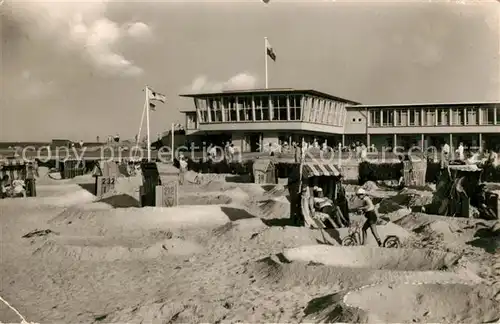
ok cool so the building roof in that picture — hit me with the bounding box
[346,101,500,109]
[179,88,360,105]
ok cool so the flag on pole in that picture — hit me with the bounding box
[266,38,276,61]
[146,86,166,103]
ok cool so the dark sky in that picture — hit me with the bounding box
[1,1,498,141]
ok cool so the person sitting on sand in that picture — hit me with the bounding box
[10,179,26,198]
[356,188,382,246]
[313,187,343,228]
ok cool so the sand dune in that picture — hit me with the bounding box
[1,172,498,324]
[344,283,499,323]
[33,237,203,261]
[49,205,242,231]
[283,245,460,271]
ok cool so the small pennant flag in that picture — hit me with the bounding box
[266,38,276,61]
[147,86,166,103]
[149,102,156,111]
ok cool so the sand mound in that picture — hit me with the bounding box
[344,283,500,323]
[212,217,268,238]
[302,292,370,323]
[414,220,463,241]
[33,237,202,261]
[258,197,290,219]
[180,193,232,206]
[248,251,478,294]
[377,190,433,214]
[223,187,250,203]
[179,188,251,205]
[283,245,460,271]
[237,184,266,198]
[2,189,96,208]
[394,213,483,238]
[384,208,412,222]
[49,205,246,231]
[263,184,287,198]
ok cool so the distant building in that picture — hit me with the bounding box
[346,102,500,151]
[180,88,500,152]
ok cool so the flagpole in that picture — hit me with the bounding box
[145,85,151,162]
[264,37,269,89]
[135,100,147,158]
[171,122,175,163]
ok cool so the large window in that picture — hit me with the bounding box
[310,98,318,122]
[425,108,435,126]
[466,107,479,125]
[271,95,287,121]
[237,97,252,122]
[437,108,449,125]
[395,109,407,126]
[315,99,322,123]
[254,96,269,121]
[221,97,233,122]
[289,95,302,121]
[326,102,333,124]
[186,112,196,129]
[409,109,420,126]
[481,107,495,125]
[452,108,465,125]
[195,99,208,123]
[381,109,394,126]
[208,98,222,122]
[496,106,500,125]
[369,110,381,126]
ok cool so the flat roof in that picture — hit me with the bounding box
[179,88,360,105]
[346,101,500,109]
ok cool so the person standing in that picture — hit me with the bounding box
[224,142,230,162]
[442,141,450,156]
[360,143,368,161]
[293,142,301,163]
[456,142,465,161]
[356,188,382,246]
[228,144,235,163]
[178,154,188,185]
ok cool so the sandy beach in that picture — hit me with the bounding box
[1,166,499,324]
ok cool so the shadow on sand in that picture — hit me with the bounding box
[98,194,141,208]
[224,175,252,183]
[77,183,96,195]
[466,226,500,254]
[220,206,256,221]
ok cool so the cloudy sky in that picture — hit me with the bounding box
[1,0,499,142]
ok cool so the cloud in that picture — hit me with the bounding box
[186,73,258,93]
[4,0,150,76]
[17,70,56,100]
[126,22,152,40]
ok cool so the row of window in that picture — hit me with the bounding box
[369,107,500,127]
[196,95,303,123]
[195,94,346,126]
[304,97,346,126]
